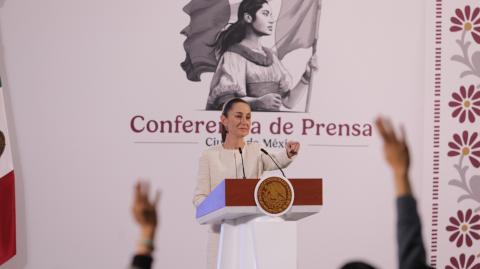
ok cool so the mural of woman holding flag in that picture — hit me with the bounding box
[181,0,322,112]
[206,0,318,111]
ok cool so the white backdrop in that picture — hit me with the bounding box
[0,0,426,268]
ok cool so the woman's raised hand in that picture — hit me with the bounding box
[132,180,161,254]
[375,117,410,176]
[286,141,300,158]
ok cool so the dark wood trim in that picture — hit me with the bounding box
[224,178,323,206]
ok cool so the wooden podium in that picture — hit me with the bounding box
[196,177,323,269]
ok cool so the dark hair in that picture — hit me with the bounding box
[220,98,250,143]
[213,0,268,56]
[340,262,377,269]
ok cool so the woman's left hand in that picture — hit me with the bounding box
[305,55,318,75]
[286,141,300,158]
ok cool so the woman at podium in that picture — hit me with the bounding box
[193,97,299,269]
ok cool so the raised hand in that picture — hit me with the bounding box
[375,117,411,196]
[132,181,160,254]
[286,141,300,158]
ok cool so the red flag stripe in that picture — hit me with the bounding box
[0,170,16,265]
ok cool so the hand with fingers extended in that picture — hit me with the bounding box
[132,181,160,255]
[375,116,433,269]
[375,117,410,175]
[375,116,411,196]
[286,141,300,158]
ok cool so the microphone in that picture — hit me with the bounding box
[238,147,246,179]
[260,148,286,178]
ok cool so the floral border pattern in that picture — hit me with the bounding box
[443,4,480,268]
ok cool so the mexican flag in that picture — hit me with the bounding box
[0,79,16,265]
[181,0,322,81]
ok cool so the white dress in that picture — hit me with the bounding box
[206,44,293,110]
[193,142,294,269]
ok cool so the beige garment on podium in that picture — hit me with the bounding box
[193,142,294,269]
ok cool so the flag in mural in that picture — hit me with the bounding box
[180,0,232,82]
[180,0,322,81]
[275,0,321,59]
[0,78,16,265]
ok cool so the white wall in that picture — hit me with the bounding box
[0,0,426,268]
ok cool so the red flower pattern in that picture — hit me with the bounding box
[446,254,480,269]
[447,209,480,247]
[449,85,480,123]
[450,6,480,44]
[448,131,480,168]
[447,7,480,267]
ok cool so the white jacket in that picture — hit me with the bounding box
[193,142,294,206]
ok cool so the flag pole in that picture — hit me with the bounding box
[305,0,322,113]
